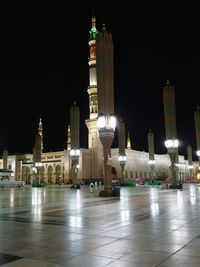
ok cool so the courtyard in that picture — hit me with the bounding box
[0,184,200,266]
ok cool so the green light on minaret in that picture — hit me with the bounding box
[39,117,43,129]
[89,15,98,40]
[90,28,98,40]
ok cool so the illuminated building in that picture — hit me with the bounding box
[0,14,196,185]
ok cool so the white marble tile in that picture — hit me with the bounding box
[0,185,200,266]
[1,258,63,266]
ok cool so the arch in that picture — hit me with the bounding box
[55,165,61,184]
[40,166,45,183]
[23,167,31,184]
[47,165,53,184]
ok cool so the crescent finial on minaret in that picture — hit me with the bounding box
[89,7,98,40]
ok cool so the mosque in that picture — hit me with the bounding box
[0,14,200,185]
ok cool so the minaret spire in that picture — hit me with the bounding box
[67,125,71,151]
[89,7,98,41]
[127,133,132,149]
[38,115,43,152]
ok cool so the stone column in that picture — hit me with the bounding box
[148,130,155,180]
[187,144,193,180]
[96,24,116,197]
[163,80,179,188]
[70,101,80,184]
[194,106,200,166]
[118,118,126,182]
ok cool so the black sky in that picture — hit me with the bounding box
[0,1,200,160]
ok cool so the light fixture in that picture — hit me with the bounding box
[35,162,42,167]
[165,139,179,148]
[148,160,155,165]
[97,113,106,129]
[97,113,116,131]
[118,155,127,162]
[70,149,80,157]
[109,114,116,131]
[32,167,37,172]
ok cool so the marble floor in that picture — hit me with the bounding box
[0,184,200,266]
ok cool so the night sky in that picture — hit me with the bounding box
[0,1,199,160]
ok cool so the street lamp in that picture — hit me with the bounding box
[148,129,155,181]
[97,113,116,196]
[118,118,126,182]
[187,144,193,180]
[194,106,200,169]
[148,160,155,180]
[163,80,179,188]
[70,101,80,185]
[96,24,115,196]
[197,151,200,170]
[118,155,126,180]
[70,149,80,184]
[165,138,179,187]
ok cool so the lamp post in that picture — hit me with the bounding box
[118,118,126,182]
[70,149,80,184]
[194,106,200,169]
[164,139,179,187]
[70,101,80,185]
[97,113,116,196]
[148,160,155,180]
[163,80,179,188]
[118,156,126,181]
[187,144,193,180]
[148,129,155,181]
[32,134,42,184]
[96,23,115,197]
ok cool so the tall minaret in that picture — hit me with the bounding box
[38,116,43,152]
[67,125,71,151]
[87,10,98,120]
[85,11,102,179]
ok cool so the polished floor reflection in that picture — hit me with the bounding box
[0,184,200,266]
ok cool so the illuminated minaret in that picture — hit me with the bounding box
[67,125,71,151]
[85,11,102,179]
[87,11,98,120]
[127,133,132,149]
[38,116,43,152]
